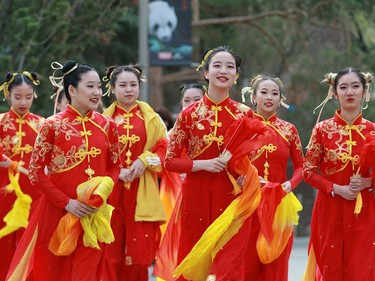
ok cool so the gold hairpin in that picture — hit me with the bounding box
[196,49,213,71]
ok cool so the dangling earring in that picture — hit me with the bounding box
[234,73,239,85]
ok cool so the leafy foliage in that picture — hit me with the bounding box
[0,0,134,115]
[191,0,375,147]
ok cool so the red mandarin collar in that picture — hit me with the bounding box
[334,109,362,126]
[66,104,94,119]
[9,107,29,119]
[203,93,230,107]
[253,112,277,123]
[115,101,139,114]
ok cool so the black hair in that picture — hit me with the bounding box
[200,46,241,82]
[5,72,38,93]
[62,60,97,103]
[105,64,143,87]
[250,75,285,98]
[333,67,366,90]
[179,83,205,97]
[57,89,66,103]
[156,107,175,131]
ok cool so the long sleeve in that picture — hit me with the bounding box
[289,125,304,190]
[29,121,70,209]
[165,112,193,173]
[303,125,333,194]
[106,120,121,183]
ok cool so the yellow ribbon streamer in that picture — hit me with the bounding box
[173,160,261,281]
[0,162,32,238]
[256,190,302,264]
[49,176,114,256]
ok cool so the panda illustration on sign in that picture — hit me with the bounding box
[149,0,178,43]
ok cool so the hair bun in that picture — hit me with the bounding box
[363,72,373,84]
[62,60,78,74]
[179,84,187,91]
[324,72,337,86]
[5,72,14,81]
[30,72,39,81]
[250,75,262,87]
[133,65,143,76]
[105,65,117,79]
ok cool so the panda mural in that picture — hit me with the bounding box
[148,0,192,66]
[149,1,178,43]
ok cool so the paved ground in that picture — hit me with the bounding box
[149,235,309,281]
[288,236,309,281]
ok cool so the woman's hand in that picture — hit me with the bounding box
[349,176,372,192]
[282,181,292,193]
[237,175,245,187]
[192,158,226,173]
[258,176,267,184]
[333,184,358,201]
[0,155,11,168]
[65,199,98,218]
[128,159,146,181]
[180,173,187,181]
[119,168,132,182]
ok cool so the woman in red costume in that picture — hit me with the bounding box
[179,83,205,110]
[155,46,260,281]
[0,71,44,280]
[242,75,304,280]
[7,61,121,281]
[303,68,375,280]
[100,65,166,281]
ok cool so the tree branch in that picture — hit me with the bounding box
[248,21,288,71]
[192,9,307,27]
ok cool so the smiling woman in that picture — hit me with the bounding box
[59,61,103,116]
[241,75,304,281]
[6,61,121,281]
[154,46,262,281]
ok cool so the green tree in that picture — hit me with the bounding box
[0,0,135,115]
[186,0,375,146]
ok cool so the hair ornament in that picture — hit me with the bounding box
[132,67,141,75]
[361,72,373,110]
[23,71,40,86]
[131,66,147,82]
[102,68,115,97]
[0,71,40,100]
[49,61,78,114]
[272,77,289,108]
[140,75,147,83]
[131,67,147,82]
[0,73,17,100]
[196,49,214,71]
[24,71,40,98]
[313,72,337,124]
[280,94,290,109]
[240,75,260,104]
[241,86,252,103]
